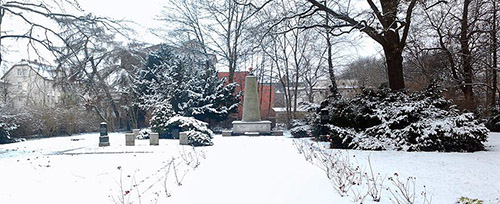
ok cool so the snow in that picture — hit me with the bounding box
[167,136,337,204]
[0,132,499,203]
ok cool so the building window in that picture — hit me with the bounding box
[17,68,26,76]
[17,82,22,90]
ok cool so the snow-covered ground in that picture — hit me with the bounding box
[0,132,499,204]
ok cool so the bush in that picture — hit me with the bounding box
[185,130,213,146]
[457,197,483,204]
[319,87,489,152]
[165,116,213,146]
[0,121,17,144]
[290,125,312,138]
[136,129,150,140]
[289,103,320,138]
[150,101,175,136]
[10,105,100,138]
[485,107,500,132]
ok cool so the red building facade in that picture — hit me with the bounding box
[218,71,275,121]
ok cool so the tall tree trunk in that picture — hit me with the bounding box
[268,61,273,119]
[383,47,405,90]
[228,60,236,83]
[0,8,4,67]
[460,0,475,111]
[90,56,121,128]
[491,0,498,107]
[325,2,339,99]
[293,31,300,114]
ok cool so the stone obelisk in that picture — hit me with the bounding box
[232,68,271,135]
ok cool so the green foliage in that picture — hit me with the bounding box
[134,44,240,124]
[163,116,214,146]
[317,87,489,152]
[485,107,500,132]
[457,197,483,204]
[150,101,175,135]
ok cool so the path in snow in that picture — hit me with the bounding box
[1,133,499,203]
[167,136,337,204]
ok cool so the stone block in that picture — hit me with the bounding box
[150,133,159,146]
[222,131,232,137]
[179,132,191,145]
[132,129,140,136]
[125,133,135,146]
[272,130,284,136]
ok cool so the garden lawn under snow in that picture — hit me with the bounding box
[0,132,499,204]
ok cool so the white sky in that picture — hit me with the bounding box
[77,0,164,44]
[1,0,166,74]
[0,0,381,75]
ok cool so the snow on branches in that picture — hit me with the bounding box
[134,44,239,124]
[318,87,488,152]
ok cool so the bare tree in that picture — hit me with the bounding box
[420,0,491,111]
[0,1,110,66]
[342,57,387,89]
[156,0,209,56]
[56,16,131,129]
[201,0,270,83]
[489,0,498,107]
[275,0,422,91]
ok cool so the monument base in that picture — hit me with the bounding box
[99,136,110,147]
[232,121,272,135]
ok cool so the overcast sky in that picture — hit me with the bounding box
[78,0,164,44]
[0,0,166,74]
[1,0,381,75]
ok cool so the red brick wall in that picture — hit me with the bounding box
[218,72,275,120]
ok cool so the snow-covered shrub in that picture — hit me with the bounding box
[165,116,213,135]
[150,101,175,136]
[298,101,320,112]
[185,130,213,146]
[0,120,17,144]
[134,44,240,125]
[136,129,150,140]
[290,125,312,138]
[320,87,489,152]
[485,107,500,132]
[166,116,213,146]
[457,197,483,204]
[289,103,320,138]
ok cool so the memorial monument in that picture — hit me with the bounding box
[232,68,272,135]
[99,122,110,147]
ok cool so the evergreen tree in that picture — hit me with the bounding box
[134,45,177,110]
[134,44,240,124]
[150,100,175,135]
[187,62,240,122]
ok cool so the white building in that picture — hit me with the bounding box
[0,60,61,109]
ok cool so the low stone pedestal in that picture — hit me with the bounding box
[232,121,272,135]
[222,131,232,137]
[172,128,180,139]
[125,133,135,146]
[132,129,140,136]
[179,132,191,145]
[272,130,284,136]
[150,133,159,145]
